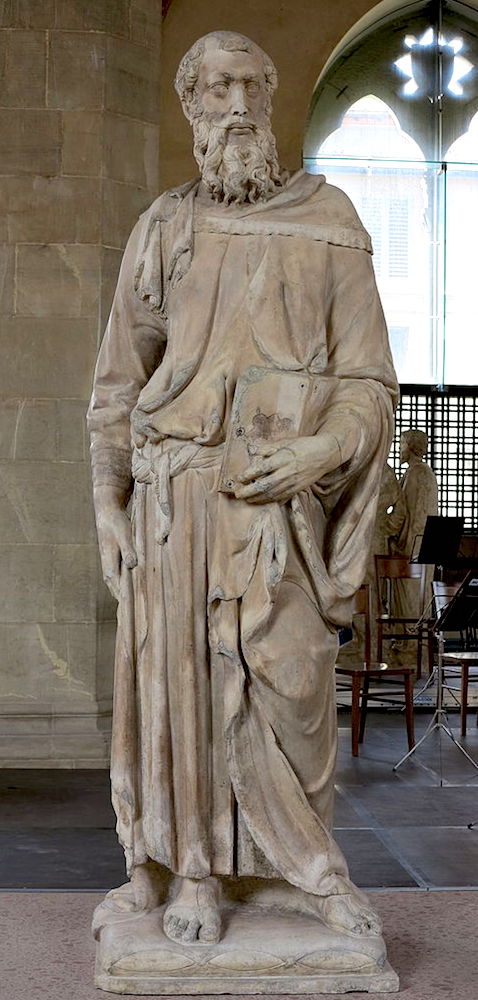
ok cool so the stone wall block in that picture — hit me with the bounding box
[130,0,162,49]
[105,36,161,123]
[57,399,88,462]
[0,317,97,397]
[0,623,69,700]
[58,625,116,709]
[0,478,29,542]
[102,178,152,249]
[0,543,54,622]
[53,543,104,622]
[104,113,159,189]
[16,244,101,318]
[0,620,98,706]
[1,460,96,544]
[65,622,99,695]
[11,399,57,461]
[62,110,103,177]
[55,0,129,35]
[0,243,15,313]
[0,712,52,736]
[0,399,19,460]
[0,109,61,175]
[48,31,105,110]
[1,176,101,243]
[48,732,110,762]
[0,0,55,29]
[0,29,46,107]
[94,619,116,702]
[100,247,122,332]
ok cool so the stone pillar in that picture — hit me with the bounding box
[0,0,161,766]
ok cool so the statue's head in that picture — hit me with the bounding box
[175,31,282,204]
[400,428,428,464]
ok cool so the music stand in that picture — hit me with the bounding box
[407,516,465,699]
[393,571,478,773]
[412,515,464,569]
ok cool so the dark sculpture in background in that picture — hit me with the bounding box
[88,29,400,994]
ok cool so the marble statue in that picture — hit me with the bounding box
[88,31,399,994]
[373,464,407,565]
[393,429,439,620]
[364,464,406,662]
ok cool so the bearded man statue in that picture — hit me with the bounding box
[89,30,400,994]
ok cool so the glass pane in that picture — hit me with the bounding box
[304,153,445,384]
[444,131,478,384]
[441,0,478,154]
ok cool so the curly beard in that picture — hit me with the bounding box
[192,116,283,205]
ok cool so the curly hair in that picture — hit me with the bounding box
[174,31,278,121]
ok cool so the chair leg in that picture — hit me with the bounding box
[351,674,362,757]
[461,664,469,738]
[377,623,383,663]
[404,674,415,750]
[359,676,370,744]
[416,632,422,681]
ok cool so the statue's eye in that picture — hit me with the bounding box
[210,82,228,97]
[246,82,260,96]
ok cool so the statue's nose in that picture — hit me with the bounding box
[229,84,248,116]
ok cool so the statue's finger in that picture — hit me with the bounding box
[238,459,270,483]
[235,470,281,499]
[118,527,137,569]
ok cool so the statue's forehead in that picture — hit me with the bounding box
[197,46,265,83]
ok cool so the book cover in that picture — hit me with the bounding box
[219,366,337,494]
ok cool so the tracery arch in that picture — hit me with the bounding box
[304,0,478,385]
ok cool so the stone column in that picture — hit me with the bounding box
[0,0,161,766]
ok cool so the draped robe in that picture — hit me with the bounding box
[88,170,398,894]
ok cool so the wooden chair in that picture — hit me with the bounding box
[335,584,415,756]
[433,581,478,737]
[375,555,435,680]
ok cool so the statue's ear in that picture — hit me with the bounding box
[180,89,196,124]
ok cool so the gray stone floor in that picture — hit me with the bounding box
[1,708,478,891]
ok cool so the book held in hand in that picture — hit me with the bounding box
[219,366,337,494]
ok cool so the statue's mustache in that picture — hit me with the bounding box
[201,115,257,132]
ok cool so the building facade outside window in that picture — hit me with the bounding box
[304,0,478,388]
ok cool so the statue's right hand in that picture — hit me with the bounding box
[94,486,137,601]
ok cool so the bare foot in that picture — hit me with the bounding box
[104,862,161,913]
[163,876,221,944]
[303,874,382,937]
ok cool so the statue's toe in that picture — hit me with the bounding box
[105,882,140,912]
[198,907,221,942]
[321,894,382,937]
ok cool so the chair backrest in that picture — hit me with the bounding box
[374,554,428,616]
[352,583,372,665]
[432,580,460,615]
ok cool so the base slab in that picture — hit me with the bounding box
[94,902,399,995]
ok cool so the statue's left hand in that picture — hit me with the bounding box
[234,434,345,504]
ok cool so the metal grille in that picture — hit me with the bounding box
[391,385,478,533]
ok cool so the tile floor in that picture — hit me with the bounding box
[1,708,477,892]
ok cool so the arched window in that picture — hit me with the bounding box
[304,0,478,387]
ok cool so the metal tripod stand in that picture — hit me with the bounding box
[393,631,478,773]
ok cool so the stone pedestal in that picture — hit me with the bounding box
[94,903,399,995]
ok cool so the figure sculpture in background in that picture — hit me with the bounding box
[88,30,399,991]
[393,429,438,621]
[367,463,406,660]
